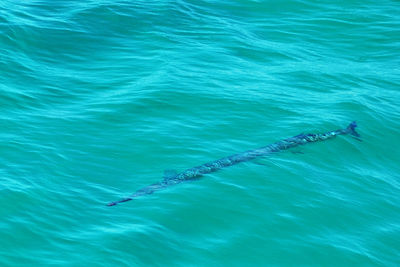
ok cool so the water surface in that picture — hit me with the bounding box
[1,0,399,266]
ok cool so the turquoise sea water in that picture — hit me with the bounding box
[1,0,399,266]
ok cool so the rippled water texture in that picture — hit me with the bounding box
[1,0,399,266]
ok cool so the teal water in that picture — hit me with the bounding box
[1,0,399,266]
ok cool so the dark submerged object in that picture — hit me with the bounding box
[108,122,359,206]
